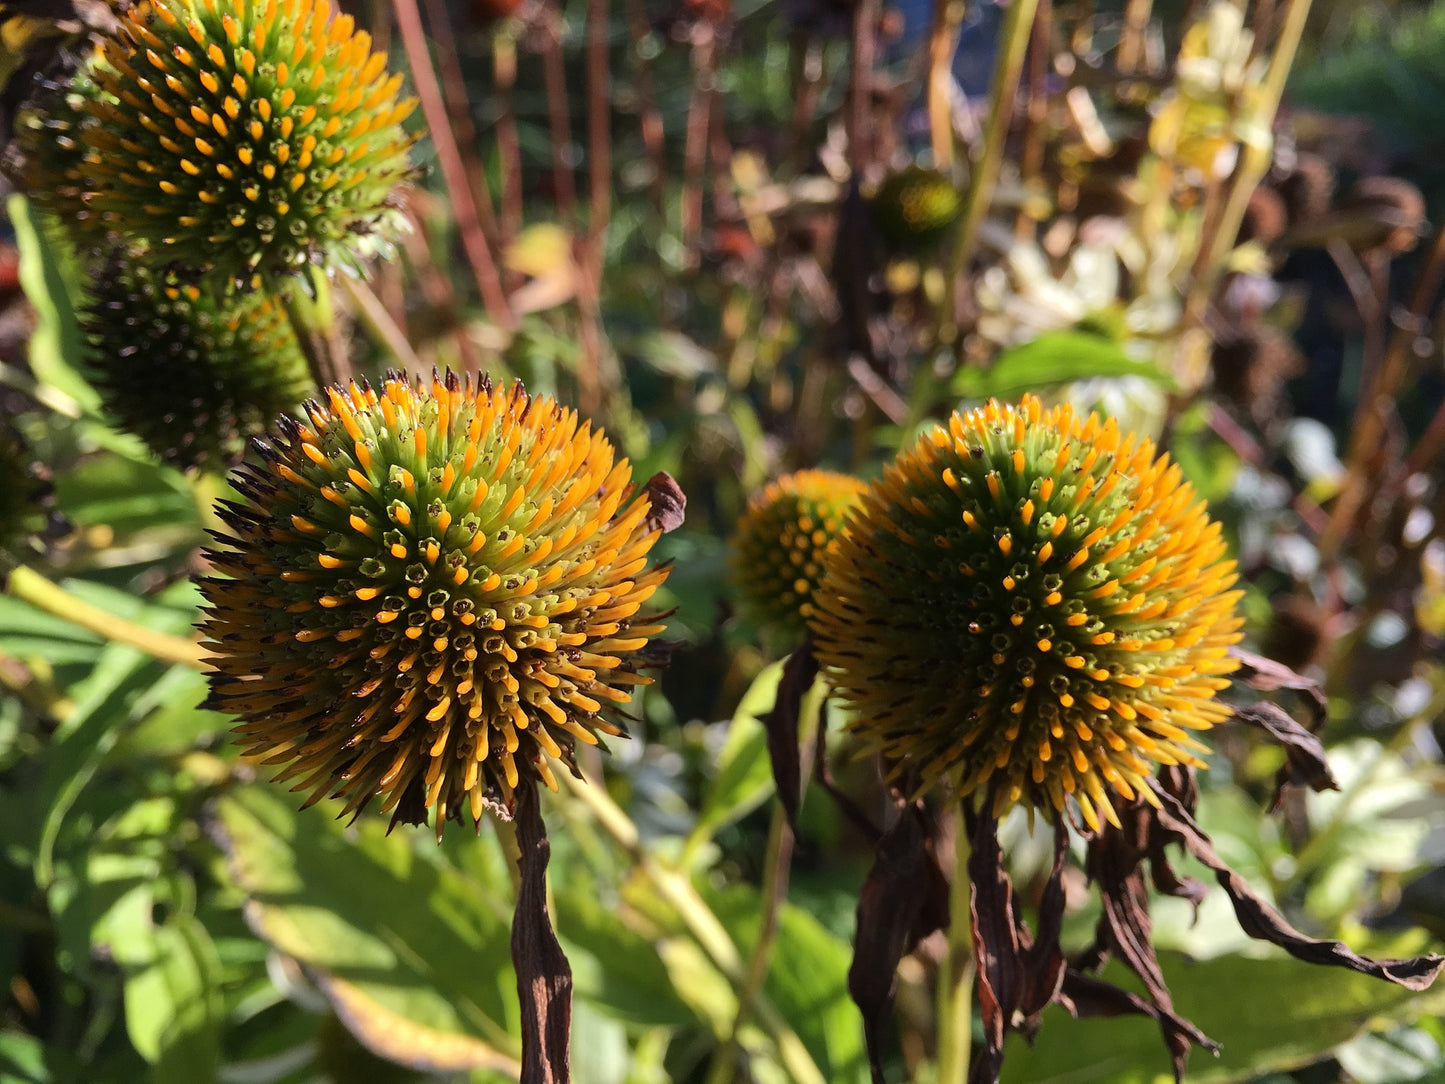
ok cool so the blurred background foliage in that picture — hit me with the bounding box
[1,0,1445,1081]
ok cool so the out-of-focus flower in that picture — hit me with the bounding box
[1149,2,1270,178]
[974,232,1180,352]
[731,469,867,644]
[870,166,963,255]
[809,395,1244,830]
[82,258,311,471]
[200,371,671,836]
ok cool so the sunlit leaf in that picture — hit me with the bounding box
[952,331,1175,399]
[212,783,522,1075]
[1002,948,1445,1083]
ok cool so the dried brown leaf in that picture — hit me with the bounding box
[848,801,948,1084]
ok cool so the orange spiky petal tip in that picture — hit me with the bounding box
[199,370,671,837]
[37,0,416,281]
[809,395,1244,832]
[731,469,867,644]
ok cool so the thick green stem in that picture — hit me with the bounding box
[559,772,826,1084]
[5,566,208,670]
[935,808,976,1082]
[280,266,349,390]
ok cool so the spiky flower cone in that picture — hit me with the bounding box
[809,396,1244,832]
[731,469,866,644]
[870,166,963,254]
[37,0,415,281]
[199,371,670,835]
[82,258,311,471]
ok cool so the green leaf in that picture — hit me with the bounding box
[212,783,522,1075]
[9,194,97,413]
[709,886,868,1082]
[556,884,696,1029]
[951,331,1175,400]
[123,912,223,1082]
[685,661,782,859]
[1001,949,1445,1084]
[0,1031,51,1083]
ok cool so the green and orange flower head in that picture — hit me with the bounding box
[809,396,1244,832]
[43,0,416,282]
[82,258,311,471]
[731,469,866,644]
[199,371,670,836]
[870,165,963,254]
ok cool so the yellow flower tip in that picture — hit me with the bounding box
[809,395,1244,825]
[199,370,671,836]
[730,469,868,644]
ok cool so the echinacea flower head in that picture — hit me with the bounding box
[82,258,311,470]
[809,395,1244,831]
[199,371,669,835]
[35,0,415,281]
[731,469,866,644]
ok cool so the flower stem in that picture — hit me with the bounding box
[4,565,208,670]
[935,807,975,1082]
[944,0,1040,339]
[558,771,826,1084]
[704,802,796,1084]
[280,266,349,390]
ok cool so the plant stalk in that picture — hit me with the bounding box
[5,566,208,670]
[280,266,350,390]
[935,807,976,1082]
[945,0,1041,339]
[558,771,826,1084]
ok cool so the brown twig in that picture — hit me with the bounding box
[539,5,579,231]
[1323,220,1445,555]
[851,0,880,171]
[927,0,964,171]
[785,32,825,177]
[1017,0,1052,239]
[681,17,718,267]
[625,0,667,214]
[493,27,525,273]
[1116,0,1153,73]
[393,0,515,330]
[421,0,502,246]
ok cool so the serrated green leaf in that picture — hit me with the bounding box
[212,783,522,1075]
[951,331,1175,399]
